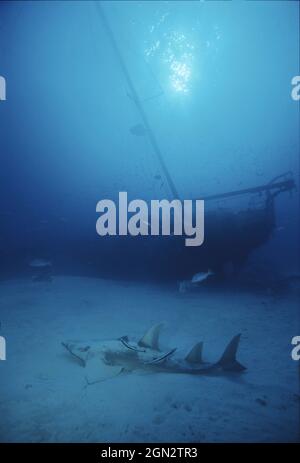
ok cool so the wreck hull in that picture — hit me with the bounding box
[0,197,276,281]
[89,202,275,280]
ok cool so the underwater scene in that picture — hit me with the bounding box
[0,0,299,443]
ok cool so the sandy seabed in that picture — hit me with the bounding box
[0,276,299,442]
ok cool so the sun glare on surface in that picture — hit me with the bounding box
[144,20,194,95]
[163,31,194,94]
[169,58,192,93]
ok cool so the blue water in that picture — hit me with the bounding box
[0,1,299,443]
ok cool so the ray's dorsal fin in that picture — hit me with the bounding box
[185,342,203,364]
[138,323,163,351]
[217,334,246,372]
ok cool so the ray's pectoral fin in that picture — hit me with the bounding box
[216,334,246,372]
[84,357,123,385]
[185,342,204,364]
[138,323,163,351]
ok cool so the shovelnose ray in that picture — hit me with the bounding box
[62,324,246,384]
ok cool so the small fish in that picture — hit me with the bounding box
[29,258,52,268]
[191,270,214,284]
[154,174,161,180]
[130,124,147,136]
